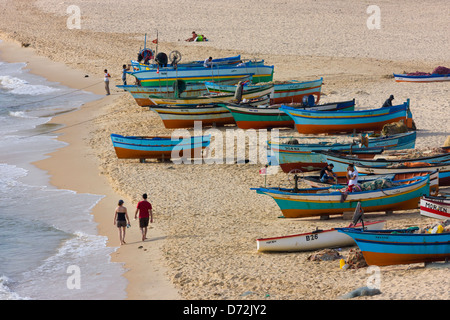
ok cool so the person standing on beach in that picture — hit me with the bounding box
[104,69,111,95]
[135,193,153,241]
[114,200,130,245]
[122,64,130,86]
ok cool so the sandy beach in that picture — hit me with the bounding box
[1,0,449,300]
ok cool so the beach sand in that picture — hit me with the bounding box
[1,0,449,300]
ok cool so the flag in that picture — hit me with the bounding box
[152,39,158,44]
[259,167,267,175]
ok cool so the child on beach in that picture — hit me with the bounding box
[114,200,130,245]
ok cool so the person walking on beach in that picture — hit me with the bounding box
[104,69,111,95]
[135,193,153,241]
[114,200,130,245]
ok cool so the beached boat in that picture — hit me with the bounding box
[420,196,450,220]
[117,75,252,106]
[302,170,439,196]
[268,131,417,172]
[130,61,274,87]
[251,175,430,219]
[148,83,274,106]
[323,148,450,176]
[205,78,323,104]
[280,100,413,134]
[394,73,450,83]
[336,227,450,266]
[355,162,450,186]
[149,103,236,129]
[131,54,243,71]
[111,133,210,161]
[256,220,386,252]
[221,99,355,130]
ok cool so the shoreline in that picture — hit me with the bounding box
[0,38,181,300]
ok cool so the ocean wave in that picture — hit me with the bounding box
[0,75,60,96]
[0,275,30,300]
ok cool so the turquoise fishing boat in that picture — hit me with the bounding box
[205,78,323,104]
[111,134,211,161]
[280,100,413,134]
[251,175,430,219]
[130,60,274,87]
[336,228,450,266]
[221,99,355,130]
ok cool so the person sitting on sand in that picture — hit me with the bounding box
[186,31,198,42]
[319,163,337,183]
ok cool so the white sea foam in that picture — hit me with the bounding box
[0,75,60,95]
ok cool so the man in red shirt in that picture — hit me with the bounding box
[135,193,153,241]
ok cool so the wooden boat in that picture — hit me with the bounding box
[268,131,417,173]
[205,78,323,104]
[131,54,243,71]
[323,149,450,176]
[251,175,430,219]
[335,227,450,266]
[280,100,413,134]
[221,99,355,130]
[256,220,386,252]
[130,61,274,87]
[302,170,439,196]
[148,83,274,106]
[355,162,450,186]
[420,196,450,220]
[111,133,210,161]
[149,103,236,129]
[394,73,450,83]
[117,76,252,106]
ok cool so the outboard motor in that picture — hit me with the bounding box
[155,52,168,67]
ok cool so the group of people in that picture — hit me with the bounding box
[185,31,208,42]
[319,163,359,192]
[113,193,153,245]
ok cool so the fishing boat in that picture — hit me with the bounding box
[149,103,236,129]
[205,78,323,104]
[110,133,211,161]
[302,170,439,196]
[148,83,274,106]
[394,73,450,83]
[323,148,450,176]
[336,227,450,266]
[280,100,413,134]
[117,75,252,106]
[420,196,450,220]
[268,131,417,173]
[221,99,355,130]
[131,54,243,71]
[130,61,274,87]
[256,220,386,252]
[355,162,450,186]
[251,175,430,219]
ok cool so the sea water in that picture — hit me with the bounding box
[0,53,127,299]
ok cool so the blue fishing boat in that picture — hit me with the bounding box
[111,134,210,161]
[268,131,416,173]
[336,228,450,266]
[394,73,450,83]
[280,100,413,134]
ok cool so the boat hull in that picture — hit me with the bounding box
[280,101,410,134]
[394,73,450,83]
[256,221,385,252]
[420,197,450,220]
[336,228,450,266]
[252,176,430,218]
[111,134,211,160]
